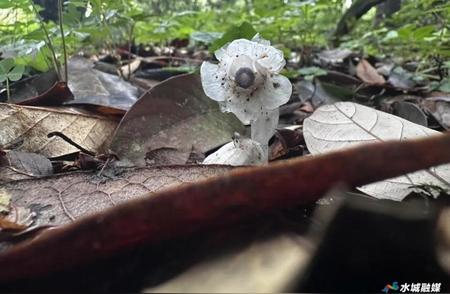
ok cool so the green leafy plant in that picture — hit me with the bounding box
[0,0,448,86]
[0,58,25,102]
[298,66,328,81]
[438,61,450,93]
[209,21,257,52]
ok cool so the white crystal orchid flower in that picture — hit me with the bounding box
[200,35,292,125]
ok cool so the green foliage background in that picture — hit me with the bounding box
[0,0,448,73]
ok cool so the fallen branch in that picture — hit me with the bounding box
[333,0,387,46]
[1,133,450,282]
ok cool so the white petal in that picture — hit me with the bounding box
[223,92,264,124]
[225,39,256,57]
[252,33,271,45]
[214,46,227,61]
[254,74,292,110]
[215,45,234,64]
[200,62,229,102]
[203,138,264,166]
[251,109,279,146]
[255,48,285,73]
[226,39,285,73]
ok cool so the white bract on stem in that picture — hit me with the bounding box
[203,133,264,166]
[201,34,292,165]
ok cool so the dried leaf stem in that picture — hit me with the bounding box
[1,133,450,281]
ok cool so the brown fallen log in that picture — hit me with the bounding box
[1,133,450,282]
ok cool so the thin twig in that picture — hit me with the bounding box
[47,132,95,156]
[127,24,135,80]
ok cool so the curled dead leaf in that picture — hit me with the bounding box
[356,59,386,85]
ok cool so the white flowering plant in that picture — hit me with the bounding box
[201,34,292,165]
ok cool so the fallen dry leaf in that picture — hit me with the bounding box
[303,102,450,200]
[436,207,450,275]
[0,150,53,184]
[0,188,11,213]
[0,218,27,231]
[421,97,450,130]
[392,101,428,127]
[269,128,304,161]
[145,233,310,293]
[110,73,246,166]
[387,66,417,90]
[0,103,117,158]
[296,80,340,108]
[356,59,386,85]
[118,59,142,79]
[1,132,450,281]
[317,48,352,65]
[7,70,73,106]
[66,56,139,112]
[2,165,232,227]
[16,82,73,107]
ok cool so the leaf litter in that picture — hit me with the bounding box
[1,20,450,291]
[1,134,450,285]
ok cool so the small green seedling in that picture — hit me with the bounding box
[0,58,25,102]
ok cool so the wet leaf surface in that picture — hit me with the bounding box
[110,74,246,166]
[0,103,117,158]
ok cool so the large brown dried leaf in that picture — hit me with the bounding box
[356,59,386,85]
[2,165,231,227]
[110,74,246,166]
[0,103,117,158]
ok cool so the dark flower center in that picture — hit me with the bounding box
[235,67,255,89]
